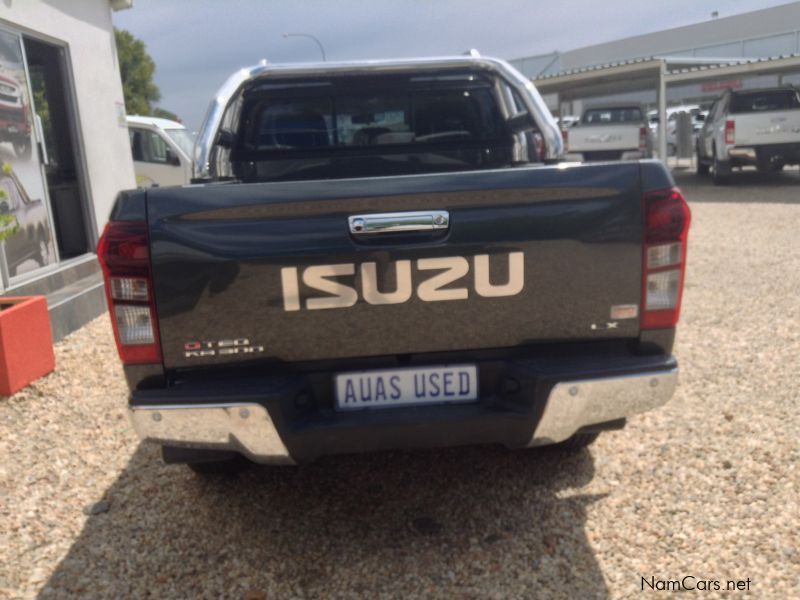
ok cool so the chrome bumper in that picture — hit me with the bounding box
[130,403,295,465]
[728,147,757,160]
[528,368,678,446]
[129,368,678,462]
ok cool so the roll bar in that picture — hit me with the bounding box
[193,56,564,180]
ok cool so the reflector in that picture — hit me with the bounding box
[114,305,155,345]
[110,277,149,302]
[646,270,680,310]
[647,243,681,269]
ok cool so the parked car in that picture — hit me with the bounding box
[98,56,689,472]
[127,116,194,187]
[559,114,580,129]
[0,73,32,159]
[564,104,652,161]
[0,166,51,277]
[696,86,800,184]
[649,106,708,156]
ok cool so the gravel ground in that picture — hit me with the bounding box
[1,168,798,599]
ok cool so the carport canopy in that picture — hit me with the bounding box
[533,54,800,160]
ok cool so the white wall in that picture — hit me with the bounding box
[1,0,136,236]
[561,3,800,70]
[512,3,800,77]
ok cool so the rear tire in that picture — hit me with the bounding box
[696,144,709,175]
[712,152,730,185]
[35,235,50,267]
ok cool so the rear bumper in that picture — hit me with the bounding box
[129,354,678,464]
[728,142,800,166]
[564,150,646,162]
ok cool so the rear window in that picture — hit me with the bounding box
[729,90,800,113]
[241,82,504,151]
[229,73,537,182]
[582,107,642,125]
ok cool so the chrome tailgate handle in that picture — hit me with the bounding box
[348,211,449,234]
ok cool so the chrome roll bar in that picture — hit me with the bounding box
[193,56,564,180]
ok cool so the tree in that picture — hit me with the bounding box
[153,107,180,123]
[0,163,20,243]
[115,28,161,116]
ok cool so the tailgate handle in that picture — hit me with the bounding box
[348,210,449,235]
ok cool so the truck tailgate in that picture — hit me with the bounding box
[733,110,800,146]
[147,163,644,369]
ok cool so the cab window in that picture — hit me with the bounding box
[129,127,171,164]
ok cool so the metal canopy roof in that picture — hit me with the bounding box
[667,53,800,83]
[533,54,800,100]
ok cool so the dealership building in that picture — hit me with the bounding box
[0,0,135,341]
[510,2,800,115]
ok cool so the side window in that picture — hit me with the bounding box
[129,128,145,161]
[148,131,169,163]
[129,127,170,164]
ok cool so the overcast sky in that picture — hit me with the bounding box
[113,0,791,131]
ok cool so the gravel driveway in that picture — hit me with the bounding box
[1,168,798,599]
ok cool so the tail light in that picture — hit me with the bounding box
[562,129,569,151]
[97,221,162,364]
[639,127,647,153]
[725,119,735,145]
[641,187,691,329]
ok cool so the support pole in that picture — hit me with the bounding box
[658,60,668,162]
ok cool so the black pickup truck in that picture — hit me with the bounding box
[98,56,690,471]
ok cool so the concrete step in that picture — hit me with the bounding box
[3,255,108,342]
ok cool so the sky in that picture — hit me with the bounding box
[113,0,793,132]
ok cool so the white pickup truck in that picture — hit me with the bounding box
[696,86,800,184]
[564,104,652,162]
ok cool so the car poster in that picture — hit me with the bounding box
[0,27,56,281]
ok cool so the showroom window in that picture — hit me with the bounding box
[0,26,92,289]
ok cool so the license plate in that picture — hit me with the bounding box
[7,126,18,134]
[335,365,478,411]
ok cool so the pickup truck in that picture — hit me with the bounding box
[697,86,800,184]
[97,56,690,472]
[564,104,652,162]
[127,115,194,187]
[1,165,52,277]
[648,105,708,157]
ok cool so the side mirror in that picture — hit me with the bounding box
[166,149,181,167]
[507,112,535,134]
[216,129,235,148]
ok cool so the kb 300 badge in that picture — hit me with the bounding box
[184,338,264,358]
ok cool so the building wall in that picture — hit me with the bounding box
[512,2,800,78]
[561,3,800,70]
[2,0,136,236]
